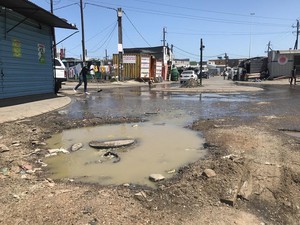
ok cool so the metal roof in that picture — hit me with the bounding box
[1,0,77,30]
[124,46,165,54]
[274,49,300,54]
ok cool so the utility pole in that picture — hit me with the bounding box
[249,12,255,58]
[162,27,167,47]
[293,20,299,50]
[50,0,57,58]
[267,41,272,55]
[80,0,86,63]
[105,49,108,61]
[224,53,228,68]
[199,38,204,86]
[162,27,167,80]
[117,8,123,81]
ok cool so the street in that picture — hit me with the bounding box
[0,76,300,225]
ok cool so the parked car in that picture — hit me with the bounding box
[54,58,67,93]
[197,70,210,79]
[179,70,198,84]
[201,72,210,79]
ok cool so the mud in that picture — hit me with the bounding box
[0,79,300,225]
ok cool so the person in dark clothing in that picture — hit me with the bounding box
[290,66,297,85]
[74,65,90,94]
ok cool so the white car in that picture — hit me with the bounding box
[54,58,67,93]
[180,70,198,84]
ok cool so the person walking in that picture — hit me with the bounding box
[290,66,297,85]
[74,64,90,94]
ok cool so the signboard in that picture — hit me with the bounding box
[278,55,288,65]
[118,43,123,52]
[156,61,162,77]
[123,55,136,64]
[12,38,21,57]
[141,56,150,77]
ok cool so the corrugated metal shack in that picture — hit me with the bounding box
[113,53,162,81]
[113,46,168,81]
[239,57,268,73]
[268,50,300,78]
[0,0,76,100]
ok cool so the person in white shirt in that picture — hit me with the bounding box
[90,63,95,80]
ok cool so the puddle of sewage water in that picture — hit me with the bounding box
[45,122,206,187]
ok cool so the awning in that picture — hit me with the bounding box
[1,0,77,30]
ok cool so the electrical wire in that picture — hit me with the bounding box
[128,0,294,22]
[89,22,117,53]
[54,3,79,11]
[123,11,151,47]
[168,31,292,36]
[173,45,199,57]
[82,1,291,27]
[85,2,117,12]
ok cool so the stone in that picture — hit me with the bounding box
[134,191,147,201]
[11,140,21,146]
[149,174,165,182]
[238,174,253,201]
[0,144,9,153]
[48,148,69,154]
[167,169,176,174]
[21,164,33,171]
[0,167,9,176]
[202,169,216,178]
[71,143,83,152]
[220,175,243,206]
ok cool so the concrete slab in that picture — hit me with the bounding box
[0,96,71,123]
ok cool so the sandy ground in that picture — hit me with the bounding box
[0,76,300,225]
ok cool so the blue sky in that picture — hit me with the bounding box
[30,0,300,61]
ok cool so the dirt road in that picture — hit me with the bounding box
[0,77,300,225]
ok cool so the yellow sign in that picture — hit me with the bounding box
[12,38,21,57]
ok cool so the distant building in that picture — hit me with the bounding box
[173,58,190,68]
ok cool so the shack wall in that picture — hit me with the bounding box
[0,8,54,99]
[268,50,300,78]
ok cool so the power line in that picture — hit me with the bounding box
[86,21,116,43]
[54,3,78,10]
[89,22,117,53]
[85,2,117,12]
[123,8,289,28]
[128,0,294,22]
[173,45,199,57]
[123,11,151,47]
[168,31,291,36]
[86,0,294,23]
[82,1,291,27]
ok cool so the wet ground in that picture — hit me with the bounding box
[46,81,300,186]
[2,78,300,225]
[62,83,300,121]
